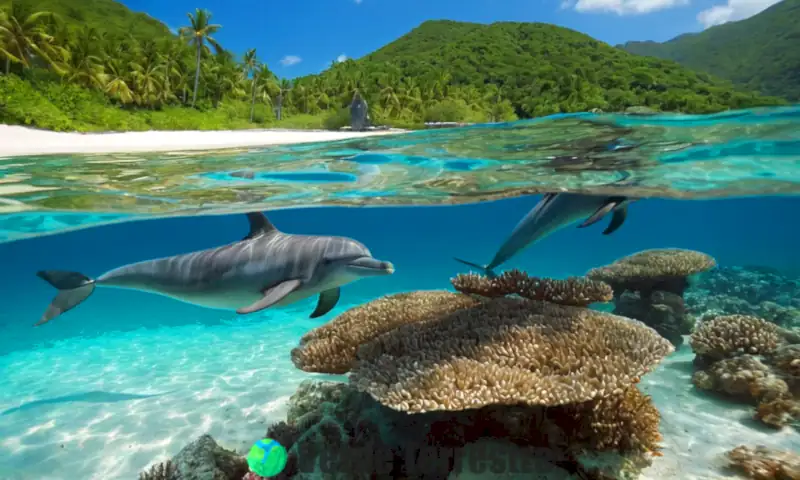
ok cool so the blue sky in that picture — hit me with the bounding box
[121,0,779,79]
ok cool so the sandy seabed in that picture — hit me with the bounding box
[0,304,798,480]
[0,125,403,157]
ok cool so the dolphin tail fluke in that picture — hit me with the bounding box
[35,270,96,326]
[454,258,498,279]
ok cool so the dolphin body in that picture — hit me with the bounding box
[455,193,637,278]
[35,212,394,326]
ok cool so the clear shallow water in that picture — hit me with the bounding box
[1,111,800,479]
[1,105,799,243]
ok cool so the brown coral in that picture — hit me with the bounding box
[291,290,479,374]
[138,460,177,480]
[690,315,782,361]
[770,344,800,379]
[755,397,800,429]
[727,445,800,480]
[451,269,613,306]
[586,248,716,296]
[350,297,674,413]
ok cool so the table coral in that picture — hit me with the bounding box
[450,269,613,306]
[586,248,716,297]
[350,296,674,412]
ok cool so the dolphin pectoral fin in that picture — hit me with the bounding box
[602,206,628,235]
[310,287,340,318]
[577,201,618,229]
[236,279,302,314]
[242,212,278,241]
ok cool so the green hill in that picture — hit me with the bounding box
[308,20,784,119]
[619,0,800,101]
[0,0,172,40]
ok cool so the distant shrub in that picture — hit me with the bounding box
[0,74,73,131]
[423,99,470,123]
[323,107,351,130]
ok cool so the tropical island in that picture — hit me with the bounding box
[0,0,790,135]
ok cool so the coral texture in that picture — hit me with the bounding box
[684,265,800,330]
[726,445,800,480]
[771,344,800,379]
[613,290,690,347]
[139,460,177,480]
[350,297,674,413]
[270,380,660,479]
[291,290,479,374]
[450,269,613,306]
[586,248,716,296]
[138,434,248,480]
[689,315,782,361]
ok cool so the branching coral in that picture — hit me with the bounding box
[727,445,800,480]
[350,297,674,413]
[451,269,613,306]
[689,315,782,361]
[138,460,177,480]
[586,248,716,297]
[291,290,479,374]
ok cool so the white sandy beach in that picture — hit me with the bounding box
[0,125,405,157]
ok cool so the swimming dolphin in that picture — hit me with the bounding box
[34,212,395,326]
[455,193,637,278]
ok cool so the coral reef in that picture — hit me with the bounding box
[351,296,673,412]
[277,271,676,478]
[726,445,800,480]
[291,290,480,374]
[689,315,782,361]
[139,460,177,480]
[689,314,800,429]
[586,248,717,347]
[137,434,248,480]
[613,290,690,348]
[268,380,661,479]
[586,248,716,297]
[685,265,800,330]
[450,269,613,306]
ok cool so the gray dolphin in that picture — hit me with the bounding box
[455,193,637,278]
[35,212,394,326]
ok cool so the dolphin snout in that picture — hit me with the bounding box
[347,257,395,275]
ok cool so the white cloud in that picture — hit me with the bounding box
[697,0,781,27]
[280,55,302,66]
[336,54,348,63]
[567,0,687,14]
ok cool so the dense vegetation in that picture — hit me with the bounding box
[0,1,787,133]
[620,0,800,101]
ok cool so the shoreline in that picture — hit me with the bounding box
[0,125,406,158]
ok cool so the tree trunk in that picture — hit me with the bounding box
[183,86,187,103]
[277,94,283,121]
[164,60,171,98]
[4,56,9,75]
[249,73,258,123]
[191,42,201,107]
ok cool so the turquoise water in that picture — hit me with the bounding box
[0,108,799,479]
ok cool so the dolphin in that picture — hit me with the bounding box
[454,193,637,278]
[34,212,395,326]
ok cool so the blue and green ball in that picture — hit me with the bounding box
[247,438,288,478]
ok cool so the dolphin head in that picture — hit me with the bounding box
[316,238,394,284]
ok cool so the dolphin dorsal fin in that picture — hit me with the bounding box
[243,212,278,240]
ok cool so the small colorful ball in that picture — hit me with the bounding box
[246,438,287,478]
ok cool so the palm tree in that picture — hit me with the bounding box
[0,2,62,75]
[178,8,221,107]
[242,48,259,122]
[274,78,292,120]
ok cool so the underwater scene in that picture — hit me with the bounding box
[1,108,799,480]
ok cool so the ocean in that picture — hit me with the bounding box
[0,108,799,479]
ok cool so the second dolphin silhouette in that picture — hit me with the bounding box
[455,193,637,278]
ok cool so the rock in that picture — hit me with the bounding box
[170,434,248,480]
[349,92,370,131]
[287,380,348,426]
